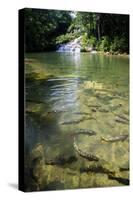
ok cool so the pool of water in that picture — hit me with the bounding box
[25,52,129,191]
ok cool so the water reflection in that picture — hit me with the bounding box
[73,52,81,68]
[25,53,129,191]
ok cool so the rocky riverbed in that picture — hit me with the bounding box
[25,53,129,191]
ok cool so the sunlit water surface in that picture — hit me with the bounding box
[25,52,129,191]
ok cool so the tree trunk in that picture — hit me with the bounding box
[96,14,101,40]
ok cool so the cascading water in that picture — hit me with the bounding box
[56,37,81,53]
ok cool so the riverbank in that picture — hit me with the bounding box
[97,51,129,57]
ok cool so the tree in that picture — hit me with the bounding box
[24,8,129,53]
[25,8,72,52]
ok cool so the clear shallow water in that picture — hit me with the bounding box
[25,52,129,191]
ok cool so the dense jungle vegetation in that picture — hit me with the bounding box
[25,8,129,54]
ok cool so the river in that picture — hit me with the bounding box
[25,52,129,191]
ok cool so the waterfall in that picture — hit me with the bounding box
[56,37,81,53]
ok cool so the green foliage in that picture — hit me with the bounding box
[25,8,72,52]
[75,12,129,53]
[97,36,110,52]
[24,8,129,54]
[110,37,129,53]
[96,36,129,54]
[76,12,96,36]
[89,36,97,48]
[81,33,89,48]
[56,33,79,45]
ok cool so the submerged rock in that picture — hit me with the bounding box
[31,143,45,163]
[83,81,103,90]
[29,143,46,191]
[45,155,77,166]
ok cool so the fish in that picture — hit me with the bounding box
[60,117,95,125]
[47,109,68,114]
[59,117,85,125]
[101,134,128,142]
[120,166,129,171]
[74,129,97,136]
[60,119,83,125]
[86,104,101,108]
[98,108,109,113]
[115,117,129,124]
[73,137,99,161]
[72,112,90,115]
[80,164,113,175]
[116,114,129,122]
[108,174,129,185]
